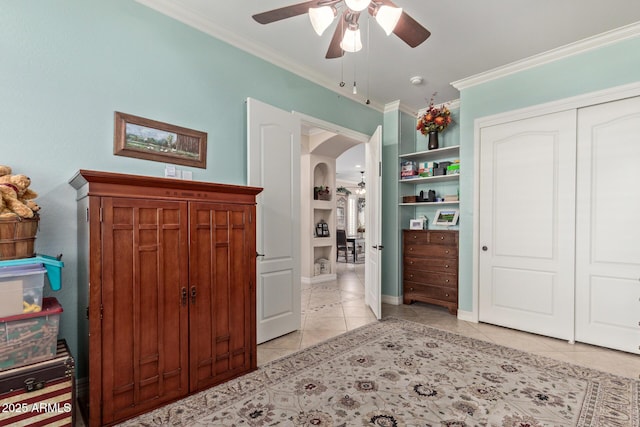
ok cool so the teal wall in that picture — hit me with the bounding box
[1,0,381,375]
[457,36,640,311]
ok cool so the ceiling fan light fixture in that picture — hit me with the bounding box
[340,27,363,53]
[375,5,402,35]
[344,0,370,12]
[309,6,336,36]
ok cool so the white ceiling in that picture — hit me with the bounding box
[135,1,640,181]
[136,0,640,112]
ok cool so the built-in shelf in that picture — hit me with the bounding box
[399,174,460,184]
[313,200,333,209]
[313,237,333,247]
[399,201,460,206]
[399,145,460,162]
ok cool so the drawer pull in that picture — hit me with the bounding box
[445,265,449,268]
[413,235,417,239]
[445,279,449,283]
[409,274,413,279]
[440,236,444,240]
[410,261,414,265]
[410,248,413,251]
[410,287,414,291]
[445,250,449,254]
[445,293,449,297]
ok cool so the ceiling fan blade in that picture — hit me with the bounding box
[325,10,348,59]
[252,1,320,24]
[378,0,431,47]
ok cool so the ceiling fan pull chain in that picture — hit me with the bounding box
[339,13,346,87]
[366,12,371,104]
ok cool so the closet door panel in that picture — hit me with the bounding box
[575,96,640,354]
[478,110,577,340]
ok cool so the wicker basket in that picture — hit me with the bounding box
[0,216,39,260]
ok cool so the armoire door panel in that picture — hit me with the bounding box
[101,198,190,423]
[479,110,576,341]
[575,96,640,354]
[189,202,252,392]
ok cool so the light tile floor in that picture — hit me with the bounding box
[258,262,640,380]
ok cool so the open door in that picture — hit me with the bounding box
[247,98,301,344]
[364,126,382,319]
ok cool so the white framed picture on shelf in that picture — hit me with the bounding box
[433,209,459,226]
[409,218,426,230]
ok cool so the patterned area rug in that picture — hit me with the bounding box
[119,318,639,426]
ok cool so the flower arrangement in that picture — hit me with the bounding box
[416,94,452,135]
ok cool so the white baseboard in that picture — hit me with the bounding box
[382,294,402,305]
[457,309,476,323]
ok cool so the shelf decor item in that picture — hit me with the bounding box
[417,94,453,150]
[314,186,331,200]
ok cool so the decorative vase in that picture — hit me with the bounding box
[428,131,439,150]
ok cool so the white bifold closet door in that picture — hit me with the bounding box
[575,96,640,355]
[479,110,577,341]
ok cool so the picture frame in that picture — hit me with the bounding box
[114,111,207,169]
[409,218,425,230]
[433,209,460,226]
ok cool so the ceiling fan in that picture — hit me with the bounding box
[252,0,431,59]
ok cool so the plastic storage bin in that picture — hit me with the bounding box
[0,263,46,317]
[0,297,62,371]
[0,254,65,291]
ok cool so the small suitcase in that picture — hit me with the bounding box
[0,339,75,427]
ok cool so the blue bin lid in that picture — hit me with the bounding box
[0,263,46,279]
[0,255,64,291]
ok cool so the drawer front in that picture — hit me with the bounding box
[404,244,457,258]
[404,256,458,273]
[403,230,458,246]
[403,282,458,303]
[403,269,457,288]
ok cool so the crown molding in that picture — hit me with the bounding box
[451,21,640,90]
[135,0,384,112]
[417,99,460,116]
[383,100,401,113]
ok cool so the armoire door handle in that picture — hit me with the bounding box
[190,286,197,305]
[181,287,187,306]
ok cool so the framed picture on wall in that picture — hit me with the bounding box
[114,111,207,169]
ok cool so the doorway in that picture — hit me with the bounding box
[248,99,381,345]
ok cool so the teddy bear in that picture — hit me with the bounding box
[0,174,37,219]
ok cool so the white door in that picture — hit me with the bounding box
[365,126,382,319]
[575,96,640,354]
[247,98,301,344]
[478,111,577,340]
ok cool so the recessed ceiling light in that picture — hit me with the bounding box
[355,164,362,168]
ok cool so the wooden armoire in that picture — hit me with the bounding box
[70,170,262,426]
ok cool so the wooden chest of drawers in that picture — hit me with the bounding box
[402,229,458,315]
